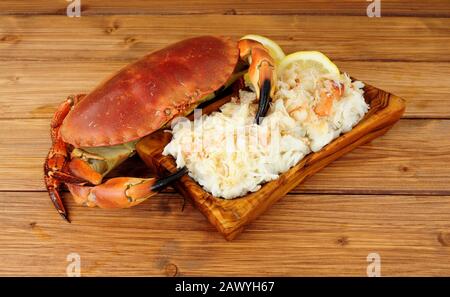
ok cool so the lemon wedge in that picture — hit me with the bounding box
[240,34,286,63]
[278,51,340,76]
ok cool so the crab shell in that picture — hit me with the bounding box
[60,36,239,148]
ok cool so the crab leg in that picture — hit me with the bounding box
[238,39,277,124]
[66,167,187,208]
[44,95,85,222]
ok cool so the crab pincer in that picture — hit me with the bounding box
[67,167,187,209]
[238,38,277,124]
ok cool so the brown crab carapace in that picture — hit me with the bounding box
[44,35,277,221]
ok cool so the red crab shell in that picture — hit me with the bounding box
[60,36,239,148]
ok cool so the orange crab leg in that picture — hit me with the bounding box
[44,95,85,221]
[68,157,103,186]
[238,39,277,124]
[66,167,187,208]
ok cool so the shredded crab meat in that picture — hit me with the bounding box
[163,62,369,199]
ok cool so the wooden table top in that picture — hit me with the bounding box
[1,0,449,276]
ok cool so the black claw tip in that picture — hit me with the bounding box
[59,211,70,223]
[151,167,188,192]
[254,79,271,125]
[48,190,70,222]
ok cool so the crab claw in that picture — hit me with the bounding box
[67,167,187,209]
[238,39,277,124]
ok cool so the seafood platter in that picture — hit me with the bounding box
[44,35,405,239]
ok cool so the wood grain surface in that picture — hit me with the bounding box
[1,0,449,17]
[0,0,449,275]
[2,192,450,276]
[1,16,448,62]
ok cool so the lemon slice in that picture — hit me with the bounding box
[240,34,286,63]
[278,51,340,76]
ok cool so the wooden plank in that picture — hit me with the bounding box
[1,191,449,276]
[2,60,449,119]
[341,61,450,119]
[1,0,449,17]
[1,119,450,195]
[0,16,449,62]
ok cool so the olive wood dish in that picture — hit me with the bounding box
[136,82,406,240]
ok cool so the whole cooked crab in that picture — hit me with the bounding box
[44,35,277,221]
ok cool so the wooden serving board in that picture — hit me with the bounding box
[136,82,406,240]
